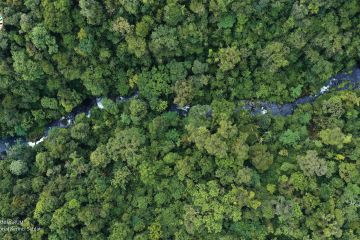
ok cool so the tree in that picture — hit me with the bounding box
[81,66,110,96]
[41,0,73,33]
[148,222,163,240]
[79,0,104,25]
[338,163,359,183]
[218,14,236,29]
[214,46,242,72]
[249,144,273,172]
[319,127,352,149]
[90,144,110,168]
[126,35,147,58]
[188,126,210,151]
[258,42,290,73]
[192,60,208,75]
[112,17,132,34]
[35,152,53,174]
[30,24,58,54]
[117,0,140,15]
[189,0,206,15]
[70,121,91,142]
[106,128,146,167]
[297,150,327,177]
[137,66,172,111]
[149,26,181,60]
[232,133,250,165]
[111,166,131,189]
[41,97,59,110]
[12,50,44,81]
[163,3,185,26]
[129,99,147,124]
[57,88,83,112]
[9,160,28,176]
[279,129,300,146]
[109,222,133,240]
[204,133,228,158]
[135,16,154,38]
[173,79,195,107]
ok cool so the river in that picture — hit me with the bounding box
[0,67,359,154]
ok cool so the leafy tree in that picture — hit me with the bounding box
[297,150,327,177]
[149,26,181,60]
[232,133,250,165]
[204,133,228,158]
[126,35,147,58]
[9,160,28,176]
[106,128,146,167]
[135,16,154,38]
[90,144,110,168]
[79,0,104,25]
[137,66,173,111]
[30,24,58,54]
[279,129,300,147]
[258,42,290,73]
[0,1,360,239]
[41,0,73,33]
[249,144,273,172]
[129,99,147,125]
[163,3,185,26]
[173,79,195,107]
[12,50,44,81]
[41,97,59,110]
[319,127,352,149]
[339,163,359,183]
[112,17,132,34]
[213,46,242,72]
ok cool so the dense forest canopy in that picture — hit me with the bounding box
[0,0,359,239]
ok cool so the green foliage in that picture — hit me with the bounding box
[319,127,352,149]
[90,144,110,168]
[126,35,147,58]
[214,46,242,72]
[339,163,359,183]
[0,1,359,239]
[163,3,185,26]
[79,0,104,25]
[107,128,146,167]
[250,144,274,172]
[41,97,58,110]
[137,66,174,111]
[218,14,236,29]
[0,0,358,137]
[136,16,154,38]
[41,0,73,33]
[9,160,28,176]
[12,50,44,81]
[149,26,181,60]
[173,79,195,107]
[259,42,289,73]
[297,150,327,177]
[129,99,147,124]
[279,129,300,146]
[30,24,58,54]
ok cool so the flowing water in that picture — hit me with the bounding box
[1,68,360,154]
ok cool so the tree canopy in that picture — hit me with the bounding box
[0,1,359,239]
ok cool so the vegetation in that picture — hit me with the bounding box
[0,1,359,239]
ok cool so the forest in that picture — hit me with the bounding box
[0,0,359,239]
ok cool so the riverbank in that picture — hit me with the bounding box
[1,67,359,154]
